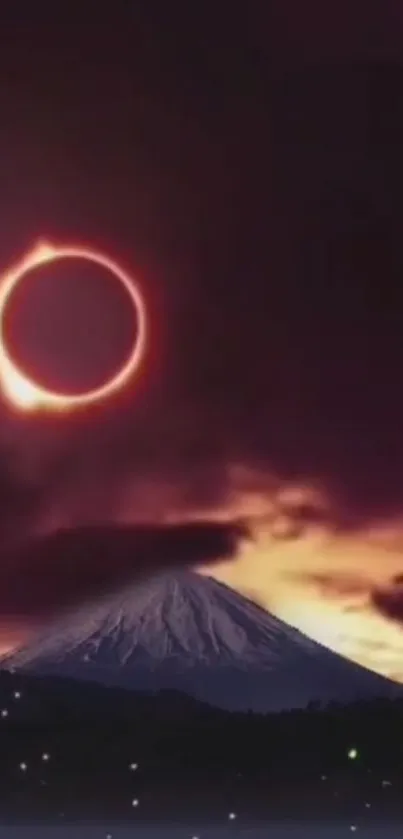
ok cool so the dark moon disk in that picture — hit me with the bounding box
[1,257,140,396]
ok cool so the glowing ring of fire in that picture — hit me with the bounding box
[0,242,147,413]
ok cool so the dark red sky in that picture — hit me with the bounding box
[0,3,402,625]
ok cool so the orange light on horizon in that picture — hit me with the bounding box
[0,241,147,413]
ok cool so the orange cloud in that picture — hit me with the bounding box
[194,471,403,683]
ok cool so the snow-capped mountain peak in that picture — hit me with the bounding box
[2,571,401,712]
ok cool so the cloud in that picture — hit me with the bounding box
[285,571,371,599]
[372,577,403,626]
[0,519,248,623]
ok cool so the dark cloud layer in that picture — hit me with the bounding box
[0,521,247,622]
[372,578,403,626]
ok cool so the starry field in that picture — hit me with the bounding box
[0,670,401,837]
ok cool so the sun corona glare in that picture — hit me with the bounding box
[0,242,147,413]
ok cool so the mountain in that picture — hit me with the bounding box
[2,570,401,713]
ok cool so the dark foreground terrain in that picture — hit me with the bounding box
[0,668,401,830]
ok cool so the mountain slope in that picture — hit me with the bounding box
[2,571,400,712]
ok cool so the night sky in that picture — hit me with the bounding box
[0,3,402,673]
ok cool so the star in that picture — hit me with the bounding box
[228,812,237,820]
[131,798,139,807]
[13,691,21,700]
[347,748,358,760]
[1,709,8,718]
[19,762,27,772]
[41,752,50,761]
[129,762,138,771]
